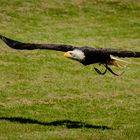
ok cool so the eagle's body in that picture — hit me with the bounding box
[0,35,140,76]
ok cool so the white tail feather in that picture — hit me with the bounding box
[109,55,129,68]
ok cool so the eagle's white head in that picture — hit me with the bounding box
[64,49,85,62]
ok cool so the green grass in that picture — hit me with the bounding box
[0,0,140,139]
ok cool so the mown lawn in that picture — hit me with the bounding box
[0,0,140,139]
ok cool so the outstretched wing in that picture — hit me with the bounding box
[0,35,76,52]
[100,48,140,58]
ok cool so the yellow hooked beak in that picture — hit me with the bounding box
[64,52,72,58]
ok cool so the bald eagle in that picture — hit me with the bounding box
[0,35,140,76]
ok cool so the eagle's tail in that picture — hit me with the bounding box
[109,55,129,68]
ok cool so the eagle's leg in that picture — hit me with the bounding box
[94,64,123,76]
[94,66,107,75]
[104,64,123,76]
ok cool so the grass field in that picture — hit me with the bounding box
[0,0,140,139]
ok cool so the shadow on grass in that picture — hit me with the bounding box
[0,116,112,130]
